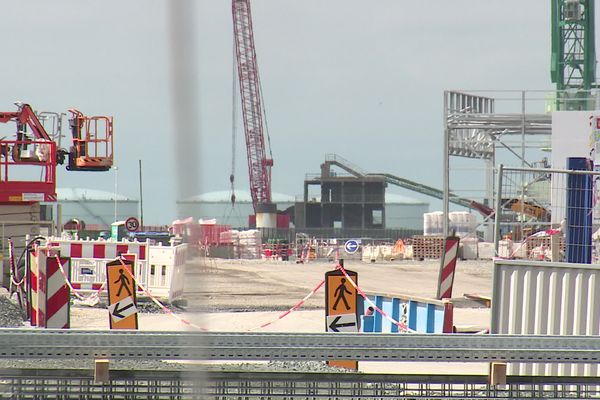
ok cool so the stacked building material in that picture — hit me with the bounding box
[239,229,262,259]
[412,235,445,259]
[219,230,240,258]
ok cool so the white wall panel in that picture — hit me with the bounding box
[492,259,600,376]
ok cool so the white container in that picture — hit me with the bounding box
[449,211,475,237]
[478,242,496,260]
[461,237,479,260]
[497,239,513,258]
[424,211,444,236]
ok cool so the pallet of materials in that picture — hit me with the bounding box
[412,235,445,260]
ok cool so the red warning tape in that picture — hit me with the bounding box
[54,255,105,302]
[118,258,208,331]
[335,262,415,333]
[247,279,325,332]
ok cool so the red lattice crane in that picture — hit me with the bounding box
[232,0,273,213]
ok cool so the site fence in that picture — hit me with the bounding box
[260,227,421,243]
[494,164,600,262]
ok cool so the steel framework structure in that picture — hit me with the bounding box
[443,90,554,240]
[232,0,273,212]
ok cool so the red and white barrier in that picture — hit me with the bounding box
[29,248,43,327]
[29,248,71,328]
[436,236,460,300]
[45,256,70,328]
[44,238,186,301]
[47,238,149,294]
[48,240,147,260]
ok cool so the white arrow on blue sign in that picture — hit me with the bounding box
[344,239,360,254]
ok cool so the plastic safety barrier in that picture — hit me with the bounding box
[361,294,453,334]
[45,238,187,301]
[28,247,71,328]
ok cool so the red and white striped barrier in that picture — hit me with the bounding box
[45,255,70,328]
[29,248,43,327]
[29,248,71,328]
[48,240,147,260]
[436,236,460,300]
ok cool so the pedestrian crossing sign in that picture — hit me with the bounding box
[106,258,138,330]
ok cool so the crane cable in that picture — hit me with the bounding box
[257,70,274,163]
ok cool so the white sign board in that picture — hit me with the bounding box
[326,313,358,333]
[108,296,138,321]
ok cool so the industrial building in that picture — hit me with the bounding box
[176,190,295,228]
[177,188,427,231]
[56,188,139,229]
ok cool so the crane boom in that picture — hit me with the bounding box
[232,0,273,212]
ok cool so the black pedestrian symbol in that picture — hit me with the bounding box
[115,268,132,297]
[333,278,351,311]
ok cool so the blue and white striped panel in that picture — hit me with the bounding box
[362,295,445,333]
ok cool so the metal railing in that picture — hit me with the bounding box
[3,369,600,399]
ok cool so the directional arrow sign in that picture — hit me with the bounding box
[108,296,138,321]
[327,314,358,333]
[344,240,360,254]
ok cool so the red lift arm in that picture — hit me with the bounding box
[0,103,114,203]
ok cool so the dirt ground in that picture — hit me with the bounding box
[179,256,495,374]
[183,257,494,328]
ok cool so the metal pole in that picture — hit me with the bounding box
[443,91,449,236]
[56,203,62,237]
[494,164,504,256]
[113,166,118,222]
[519,91,526,240]
[139,159,144,231]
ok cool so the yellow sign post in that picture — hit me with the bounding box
[325,260,358,370]
[106,258,138,330]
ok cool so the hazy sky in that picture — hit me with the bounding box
[1,1,554,224]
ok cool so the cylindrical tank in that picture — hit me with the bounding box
[256,202,277,229]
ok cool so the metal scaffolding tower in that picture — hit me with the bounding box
[443,91,553,240]
[551,0,596,110]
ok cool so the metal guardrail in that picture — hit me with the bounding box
[203,332,600,363]
[4,330,600,364]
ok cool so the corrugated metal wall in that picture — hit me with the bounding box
[491,259,600,376]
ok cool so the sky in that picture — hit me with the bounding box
[1,1,556,224]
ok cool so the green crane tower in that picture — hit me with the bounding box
[551,0,596,110]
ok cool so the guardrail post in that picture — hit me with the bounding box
[488,362,507,385]
[94,359,109,383]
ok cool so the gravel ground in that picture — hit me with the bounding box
[0,293,25,328]
[204,361,356,373]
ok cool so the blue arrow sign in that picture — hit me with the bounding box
[344,240,360,254]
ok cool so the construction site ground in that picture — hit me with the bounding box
[177,256,495,375]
